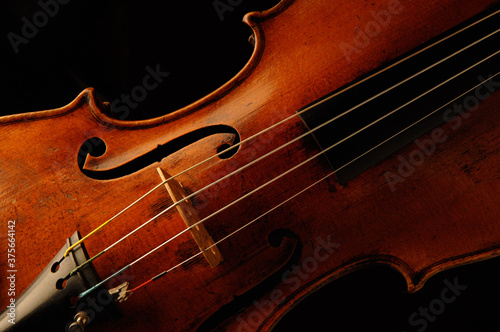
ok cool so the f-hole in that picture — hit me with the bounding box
[77,125,240,180]
[77,137,106,168]
[217,143,238,159]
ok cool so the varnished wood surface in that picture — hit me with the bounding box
[1,1,500,331]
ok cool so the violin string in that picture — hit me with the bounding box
[78,69,500,299]
[68,30,500,276]
[129,171,337,293]
[62,181,168,259]
[135,70,500,289]
[134,60,494,287]
[70,31,500,280]
[62,9,500,261]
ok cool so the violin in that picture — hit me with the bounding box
[1,1,500,331]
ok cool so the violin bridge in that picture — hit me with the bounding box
[157,168,223,268]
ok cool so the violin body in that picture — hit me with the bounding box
[1,0,500,331]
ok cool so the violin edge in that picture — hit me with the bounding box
[233,244,500,331]
[0,88,94,125]
[242,0,295,27]
[0,1,296,130]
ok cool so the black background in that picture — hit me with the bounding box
[1,1,500,331]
